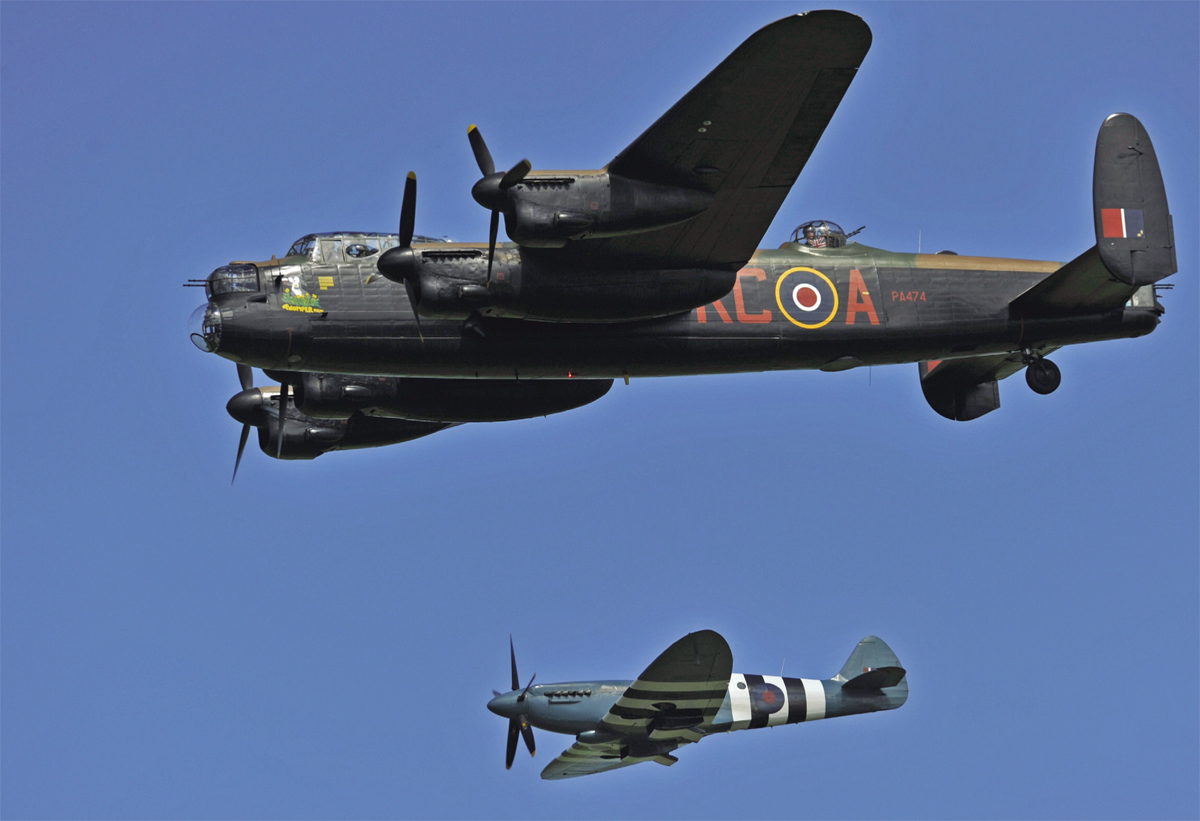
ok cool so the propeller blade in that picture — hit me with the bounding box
[505,717,520,769]
[510,636,520,692]
[499,159,531,189]
[237,364,254,392]
[404,277,424,344]
[486,210,499,283]
[492,689,503,698]
[232,423,250,484]
[398,171,417,247]
[518,673,536,702]
[520,720,536,758]
[468,124,496,177]
[275,381,289,459]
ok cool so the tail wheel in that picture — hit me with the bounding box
[1026,358,1062,395]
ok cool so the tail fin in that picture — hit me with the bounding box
[1094,113,1176,286]
[834,636,907,691]
[1011,113,1175,316]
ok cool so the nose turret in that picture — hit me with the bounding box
[189,303,222,352]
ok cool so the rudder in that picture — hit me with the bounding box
[834,635,905,687]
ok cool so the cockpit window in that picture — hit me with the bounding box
[287,236,317,258]
[205,264,260,299]
[791,220,848,248]
[318,238,344,263]
[346,239,380,258]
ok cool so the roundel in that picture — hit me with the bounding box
[775,267,839,329]
[750,682,785,714]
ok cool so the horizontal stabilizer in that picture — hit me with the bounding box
[1009,245,1135,316]
[842,666,906,691]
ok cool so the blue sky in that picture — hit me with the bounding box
[2,3,1197,818]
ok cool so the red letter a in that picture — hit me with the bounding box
[846,269,880,325]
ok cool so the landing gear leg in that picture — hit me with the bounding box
[1024,351,1061,395]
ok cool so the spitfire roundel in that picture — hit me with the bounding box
[750,682,785,714]
[775,267,839,329]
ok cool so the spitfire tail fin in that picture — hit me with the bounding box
[1093,113,1176,286]
[834,636,907,692]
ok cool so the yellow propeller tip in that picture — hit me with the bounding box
[468,124,477,132]
[406,171,416,180]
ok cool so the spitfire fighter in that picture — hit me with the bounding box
[489,632,907,780]
[188,12,1178,474]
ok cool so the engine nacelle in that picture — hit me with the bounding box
[371,377,613,422]
[292,372,613,423]
[411,246,734,323]
[493,173,713,248]
[258,411,450,459]
[258,417,346,460]
[293,373,400,419]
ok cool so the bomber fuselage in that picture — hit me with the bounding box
[196,238,1160,381]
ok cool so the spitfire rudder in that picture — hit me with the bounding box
[834,636,907,691]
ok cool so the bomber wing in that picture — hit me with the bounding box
[578,11,872,269]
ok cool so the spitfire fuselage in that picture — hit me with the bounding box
[487,672,907,737]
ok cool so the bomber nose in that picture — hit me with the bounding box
[189,303,222,352]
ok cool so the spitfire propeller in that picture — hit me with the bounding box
[467,125,531,284]
[499,636,537,769]
[375,171,424,341]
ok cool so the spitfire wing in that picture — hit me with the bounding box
[541,631,732,780]
[591,11,872,269]
[598,630,733,736]
[541,739,641,780]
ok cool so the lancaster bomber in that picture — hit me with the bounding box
[187,11,1178,475]
[488,632,907,779]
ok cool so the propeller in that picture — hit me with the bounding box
[229,364,257,483]
[226,366,272,484]
[275,380,289,459]
[505,635,537,769]
[226,366,294,482]
[468,125,531,284]
[376,171,424,342]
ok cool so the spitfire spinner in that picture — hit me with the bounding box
[187,11,1178,475]
[490,632,907,780]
